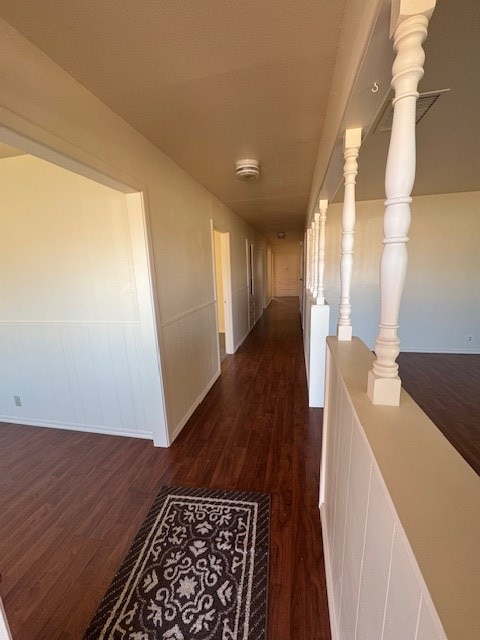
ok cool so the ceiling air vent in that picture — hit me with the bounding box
[375,88,450,133]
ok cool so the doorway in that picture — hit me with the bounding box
[273,250,300,296]
[213,228,234,356]
[247,241,255,330]
[0,132,168,448]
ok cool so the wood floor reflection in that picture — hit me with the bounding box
[398,352,480,476]
[0,298,330,640]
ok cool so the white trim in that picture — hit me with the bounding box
[160,300,216,329]
[319,347,331,508]
[320,504,339,640]
[234,327,251,352]
[0,320,141,326]
[168,369,221,443]
[2,417,153,440]
[126,193,169,447]
[210,222,222,370]
[0,598,12,640]
[0,122,169,448]
[0,113,144,193]
[221,232,235,354]
[211,223,235,356]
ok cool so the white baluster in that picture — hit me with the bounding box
[368,0,436,405]
[305,227,313,292]
[317,199,328,305]
[337,128,362,341]
[311,212,321,298]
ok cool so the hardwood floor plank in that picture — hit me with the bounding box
[398,352,480,475]
[1,308,478,639]
[0,298,331,639]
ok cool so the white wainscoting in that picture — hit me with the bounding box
[321,345,447,639]
[232,285,249,352]
[160,301,220,442]
[0,321,155,438]
[0,597,12,640]
[320,337,480,640]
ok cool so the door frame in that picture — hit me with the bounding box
[211,223,234,355]
[0,124,169,447]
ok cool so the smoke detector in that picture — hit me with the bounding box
[235,159,260,181]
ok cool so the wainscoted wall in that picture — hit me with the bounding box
[232,286,249,352]
[0,322,152,438]
[321,345,446,639]
[160,301,220,441]
[0,155,167,445]
[321,338,480,640]
[227,232,250,351]
[0,24,268,448]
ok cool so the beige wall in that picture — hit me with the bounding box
[324,191,480,353]
[213,230,225,333]
[0,155,136,322]
[0,19,267,440]
[0,155,165,441]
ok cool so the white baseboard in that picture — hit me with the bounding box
[234,330,249,353]
[320,504,338,640]
[168,368,221,444]
[0,416,153,440]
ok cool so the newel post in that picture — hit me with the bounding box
[368,0,436,405]
[337,128,362,341]
[317,199,328,305]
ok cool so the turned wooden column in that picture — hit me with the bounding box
[337,128,362,341]
[316,200,328,305]
[368,0,436,405]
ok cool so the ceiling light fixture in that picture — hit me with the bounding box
[277,232,285,239]
[235,159,260,181]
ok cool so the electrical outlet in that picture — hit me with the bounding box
[14,395,22,407]
[467,335,473,342]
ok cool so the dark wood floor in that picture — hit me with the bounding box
[2,304,478,640]
[398,352,480,476]
[0,298,330,639]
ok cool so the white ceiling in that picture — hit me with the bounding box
[0,1,478,237]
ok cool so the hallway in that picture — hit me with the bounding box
[0,297,330,639]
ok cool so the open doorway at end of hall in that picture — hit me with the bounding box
[273,249,300,297]
[213,228,234,360]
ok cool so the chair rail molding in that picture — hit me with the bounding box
[368,0,437,405]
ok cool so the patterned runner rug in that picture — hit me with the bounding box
[83,486,270,640]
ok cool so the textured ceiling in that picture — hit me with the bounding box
[0,0,346,241]
[336,0,480,204]
[1,1,478,236]
[0,142,25,159]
